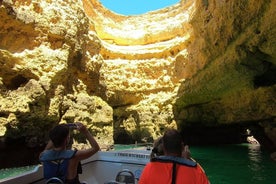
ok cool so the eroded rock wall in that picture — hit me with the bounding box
[175,0,276,147]
[0,0,113,150]
[0,0,275,160]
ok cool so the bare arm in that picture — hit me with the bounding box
[39,140,54,159]
[74,123,100,161]
[182,145,191,159]
[44,140,54,150]
[67,123,100,180]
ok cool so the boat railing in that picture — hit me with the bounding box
[105,142,153,151]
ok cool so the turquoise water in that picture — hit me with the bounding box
[190,144,276,184]
[1,144,276,183]
[0,165,37,180]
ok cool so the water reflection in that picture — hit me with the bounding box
[248,144,265,182]
[248,144,261,163]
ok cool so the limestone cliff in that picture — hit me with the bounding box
[0,0,113,149]
[0,0,275,162]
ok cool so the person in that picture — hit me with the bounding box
[150,136,164,160]
[139,129,210,184]
[39,122,100,184]
[150,136,191,160]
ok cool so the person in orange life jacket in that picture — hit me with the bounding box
[139,129,210,184]
[39,122,100,184]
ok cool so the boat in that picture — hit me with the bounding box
[0,146,152,184]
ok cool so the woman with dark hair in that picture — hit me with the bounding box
[40,122,100,184]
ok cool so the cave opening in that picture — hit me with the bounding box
[99,0,180,15]
[254,61,276,88]
[179,125,248,145]
[6,75,29,90]
[179,123,274,151]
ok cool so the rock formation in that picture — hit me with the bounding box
[0,0,275,167]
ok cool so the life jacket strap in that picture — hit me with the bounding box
[151,155,197,167]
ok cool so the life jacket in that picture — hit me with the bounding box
[40,149,77,181]
[151,155,197,167]
[150,156,198,184]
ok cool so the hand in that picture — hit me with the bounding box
[75,122,89,134]
[182,145,191,159]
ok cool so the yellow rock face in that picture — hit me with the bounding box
[0,0,275,149]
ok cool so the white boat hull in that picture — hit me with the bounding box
[0,148,151,184]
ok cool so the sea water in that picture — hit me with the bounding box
[190,144,276,184]
[1,144,276,183]
[0,165,37,180]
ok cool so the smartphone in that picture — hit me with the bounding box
[67,123,78,129]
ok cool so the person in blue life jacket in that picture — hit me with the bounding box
[39,122,100,184]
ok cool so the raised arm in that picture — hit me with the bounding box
[74,122,100,161]
[44,140,54,150]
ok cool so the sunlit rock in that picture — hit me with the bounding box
[0,0,275,160]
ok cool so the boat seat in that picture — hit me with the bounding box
[104,182,119,184]
[104,169,136,184]
[115,169,135,184]
[45,177,87,184]
[45,177,64,184]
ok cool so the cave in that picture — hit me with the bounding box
[0,0,275,171]
[179,124,247,145]
[254,62,276,88]
[179,122,275,152]
[6,75,29,90]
